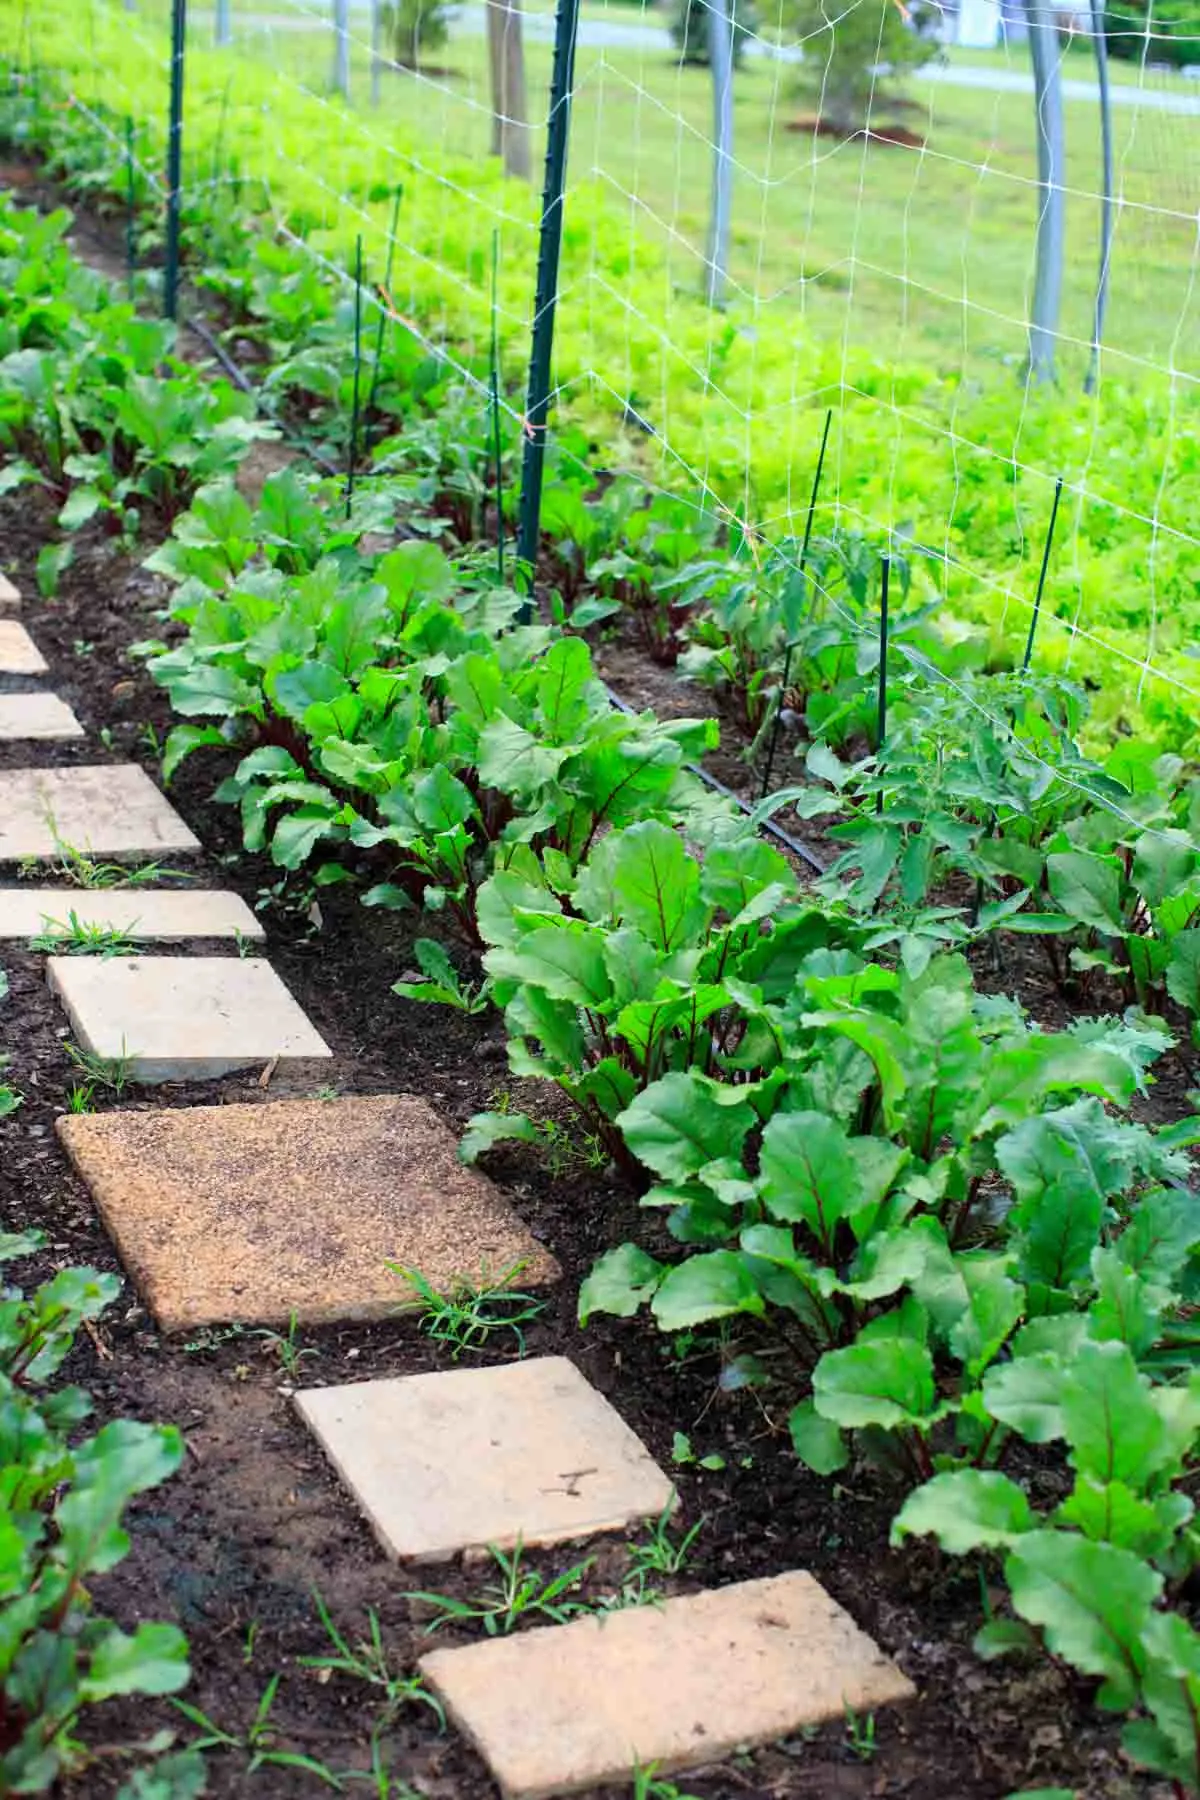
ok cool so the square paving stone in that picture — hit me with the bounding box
[0,887,264,942]
[0,573,19,610]
[421,1571,916,1798]
[56,1094,559,1330]
[296,1357,673,1562]
[0,621,47,675]
[0,694,84,741]
[47,954,332,1082]
[0,766,199,861]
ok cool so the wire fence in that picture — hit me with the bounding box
[3,0,1199,751]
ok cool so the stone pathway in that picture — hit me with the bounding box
[0,620,48,675]
[421,1573,916,1798]
[0,888,263,941]
[296,1357,675,1561]
[57,1095,559,1330]
[0,693,85,740]
[1,571,916,1792]
[47,954,333,1081]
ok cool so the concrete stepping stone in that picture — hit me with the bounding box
[421,1571,916,1798]
[296,1357,673,1562]
[0,693,84,741]
[0,887,263,943]
[0,766,199,861]
[0,573,19,610]
[0,621,47,675]
[47,954,331,1082]
[56,1093,559,1331]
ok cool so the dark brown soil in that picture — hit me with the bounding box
[0,478,1170,1800]
[785,118,928,149]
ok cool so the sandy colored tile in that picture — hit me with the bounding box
[56,1093,558,1330]
[296,1357,672,1562]
[0,573,19,610]
[47,954,331,1081]
[0,693,84,741]
[0,621,47,675]
[0,887,264,942]
[422,1572,916,1798]
[0,765,199,861]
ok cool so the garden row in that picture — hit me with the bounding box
[1,28,1198,748]
[4,149,1200,1794]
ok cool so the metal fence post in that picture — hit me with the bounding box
[164,0,187,322]
[216,0,231,46]
[1024,0,1064,383]
[333,0,351,98]
[515,0,581,608]
[1085,0,1113,394]
[705,0,733,308]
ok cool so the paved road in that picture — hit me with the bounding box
[204,5,1200,114]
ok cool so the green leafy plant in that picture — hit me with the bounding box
[390,1260,547,1358]
[174,1675,342,1788]
[406,1540,595,1636]
[299,1593,444,1728]
[0,1234,190,1791]
[28,912,138,957]
[476,818,858,1165]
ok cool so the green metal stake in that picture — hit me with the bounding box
[125,116,137,302]
[163,0,187,322]
[345,235,364,520]
[876,554,890,816]
[490,228,506,586]
[365,185,403,424]
[758,407,832,799]
[1023,475,1064,671]
[515,0,582,618]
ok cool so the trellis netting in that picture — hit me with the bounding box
[2,0,1198,748]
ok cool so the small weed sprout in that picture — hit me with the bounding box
[65,1039,135,1100]
[300,1592,445,1728]
[843,1706,877,1762]
[48,839,186,890]
[631,1764,704,1800]
[390,1259,546,1358]
[406,1539,595,1637]
[173,1674,343,1787]
[251,1310,318,1381]
[29,911,138,957]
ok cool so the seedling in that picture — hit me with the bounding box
[173,1674,343,1788]
[627,1495,703,1582]
[406,1539,595,1637]
[843,1706,877,1762]
[65,1039,135,1097]
[390,1259,546,1359]
[46,841,186,891]
[28,911,138,957]
[251,1310,318,1381]
[300,1592,445,1727]
[631,1765,703,1800]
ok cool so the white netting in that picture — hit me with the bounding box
[5,0,1198,746]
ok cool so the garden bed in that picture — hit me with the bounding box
[0,462,1175,1800]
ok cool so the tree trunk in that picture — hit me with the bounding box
[487,0,531,180]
